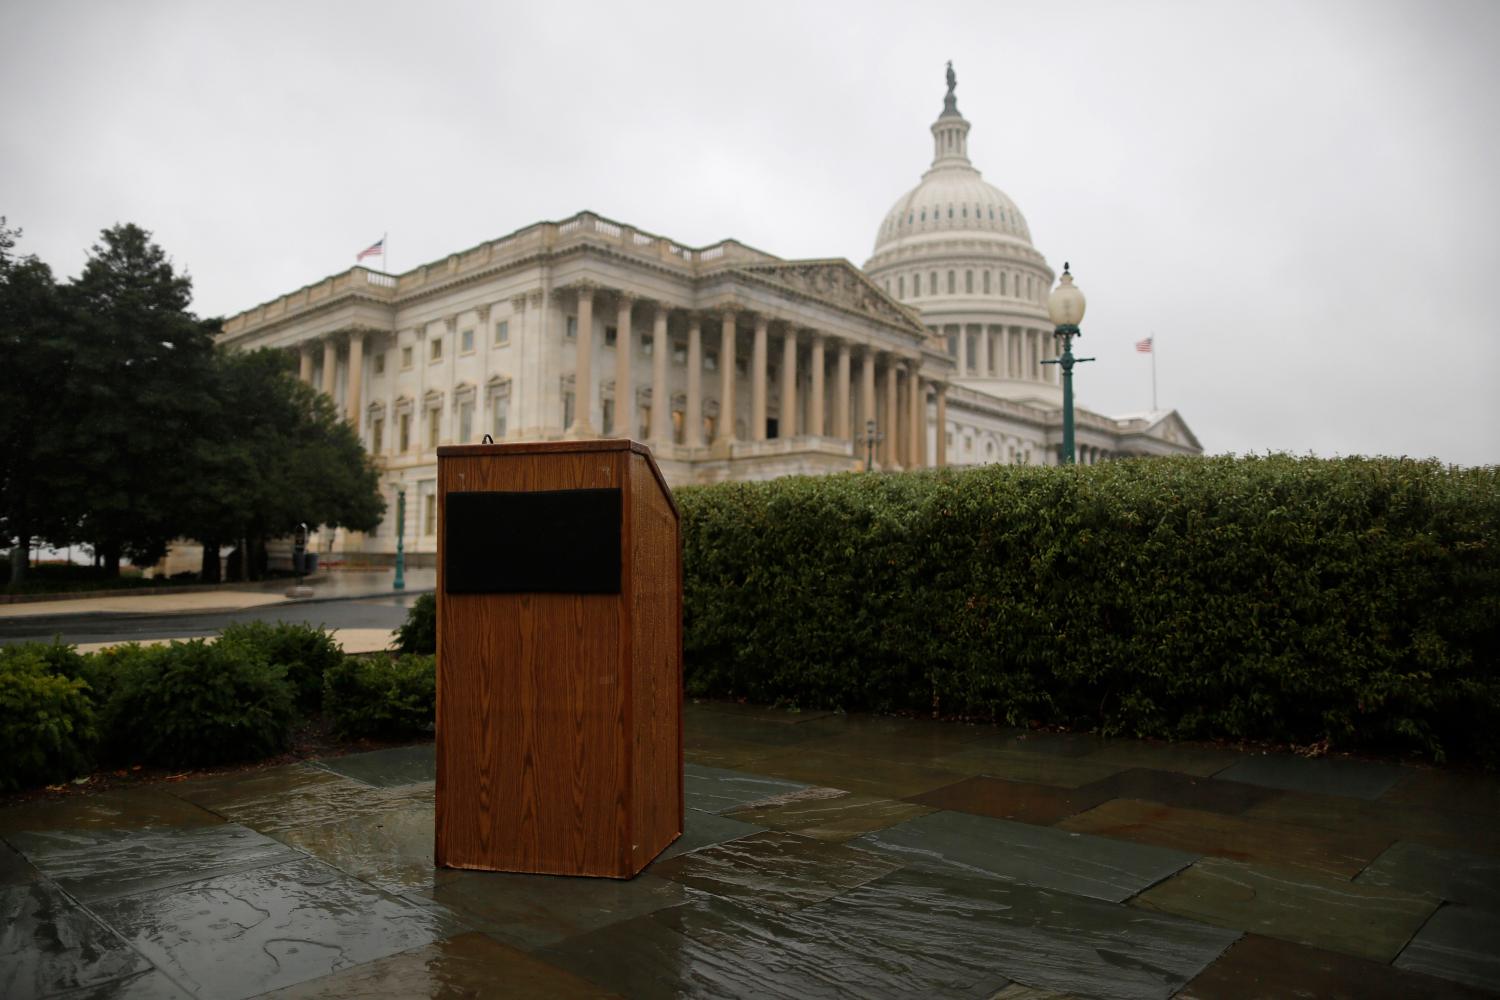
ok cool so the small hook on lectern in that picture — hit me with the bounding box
[482,434,494,444]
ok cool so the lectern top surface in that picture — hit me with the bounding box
[436,439,678,521]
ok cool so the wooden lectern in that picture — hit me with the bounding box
[433,439,682,878]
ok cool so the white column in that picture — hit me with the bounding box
[650,304,670,445]
[884,361,899,469]
[956,324,969,377]
[780,327,797,438]
[835,340,851,441]
[935,385,948,467]
[299,343,315,384]
[908,365,922,468]
[346,332,364,423]
[751,315,768,442]
[614,294,634,436]
[976,323,990,377]
[809,334,826,437]
[572,286,595,435]
[686,315,703,447]
[859,346,876,443]
[1001,327,1012,379]
[716,310,736,445]
[321,338,337,398]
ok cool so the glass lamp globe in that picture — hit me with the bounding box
[1047,263,1087,329]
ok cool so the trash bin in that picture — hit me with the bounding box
[434,439,683,878]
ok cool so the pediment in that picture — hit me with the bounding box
[739,260,926,337]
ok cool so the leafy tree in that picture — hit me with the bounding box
[180,348,384,581]
[0,219,77,584]
[58,224,218,575]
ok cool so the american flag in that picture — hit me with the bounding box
[356,237,385,261]
[1135,337,1154,353]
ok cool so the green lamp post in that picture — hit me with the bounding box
[393,487,406,591]
[1042,263,1094,465]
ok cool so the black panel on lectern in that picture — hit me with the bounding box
[444,489,621,594]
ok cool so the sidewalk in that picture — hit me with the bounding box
[2,701,1496,998]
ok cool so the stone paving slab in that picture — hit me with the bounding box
[0,839,37,888]
[168,762,432,836]
[312,744,435,788]
[7,823,301,902]
[1132,857,1438,962]
[856,808,1197,903]
[1077,741,1243,778]
[725,789,934,841]
[1244,787,1500,856]
[271,803,457,895]
[90,856,460,1000]
[1394,904,1500,993]
[1214,754,1405,800]
[682,763,812,814]
[1380,767,1500,818]
[806,864,1240,1000]
[1355,840,1500,909]
[1081,767,1274,815]
[751,746,971,798]
[648,830,904,912]
[51,966,195,999]
[420,869,688,952]
[909,775,1113,825]
[1178,932,1499,1000]
[0,880,152,998]
[932,745,1130,788]
[256,930,618,999]
[1056,798,1391,877]
[538,890,1012,999]
[646,808,763,866]
[0,787,224,837]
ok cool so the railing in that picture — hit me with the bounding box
[594,219,621,237]
[365,272,397,288]
[700,245,724,261]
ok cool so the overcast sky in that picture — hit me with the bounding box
[4,0,1496,465]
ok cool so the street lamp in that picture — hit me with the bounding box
[393,487,407,591]
[863,418,883,471]
[1042,263,1095,465]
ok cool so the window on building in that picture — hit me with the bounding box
[371,417,384,454]
[672,408,685,444]
[423,494,436,536]
[562,390,575,429]
[489,384,510,440]
[565,316,577,341]
[373,353,385,376]
[920,209,926,222]
[705,349,718,372]
[399,413,410,453]
[703,414,716,441]
[642,334,653,357]
[965,270,973,294]
[735,356,747,377]
[602,398,615,435]
[961,205,967,218]
[458,399,474,443]
[947,205,953,218]
[672,341,687,365]
[494,320,510,346]
[430,338,443,361]
[947,271,955,294]
[1001,272,1009,296]
[460,329,474,353]
[929,272,938,295]
[898,275,905,298]
[983,271,991,294]
[401,346,413,369]
[427,408,441,449]
[604,325,617,348]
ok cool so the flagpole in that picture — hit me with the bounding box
[383,231,388,275]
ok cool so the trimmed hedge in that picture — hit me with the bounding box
[394,593,436,654]
[324,654,435,740]
[0,644,97,790]
[218,620,342,712]
[96,640,296,767]
[679,455,1500,763]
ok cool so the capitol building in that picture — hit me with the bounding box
[217,70,1200,560]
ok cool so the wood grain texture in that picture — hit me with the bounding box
[435,440,681,878]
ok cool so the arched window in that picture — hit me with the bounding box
[983,270,991,294]
[920,209,926,222]
[947,270,955,294]
[930,271,938,294]
[898,275,905,297]
[947,205,954,219]
[965,270,973,294]
[961,205,967,218]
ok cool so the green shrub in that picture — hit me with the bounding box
[218,620,343,712]
[324,654,435,740]
[0,644,97,790]
[679,455,1500,764]
[96,640,296,768]
[393,593,436,654]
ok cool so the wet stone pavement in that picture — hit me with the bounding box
[2,703,1498,999]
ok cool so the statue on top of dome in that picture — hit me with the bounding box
[943,61,960,117]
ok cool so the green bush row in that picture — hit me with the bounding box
[678,455,1500,764]
[0,624,435,790]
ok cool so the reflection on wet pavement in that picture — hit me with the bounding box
[1,702,1496,997]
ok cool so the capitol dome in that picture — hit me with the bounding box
[864,65,1060,404]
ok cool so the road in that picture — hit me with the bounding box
[0,593,424,648]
